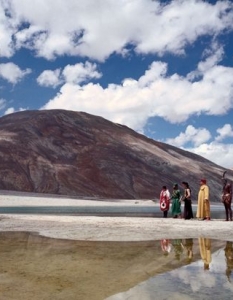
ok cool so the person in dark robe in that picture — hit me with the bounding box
[181,181,193,220]
[221,172,232,221]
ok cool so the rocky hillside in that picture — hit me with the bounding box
[0,109,232,200]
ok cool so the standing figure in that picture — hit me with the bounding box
[159,186,170,218]
[196,178,211,221]
[221,171,232,221]
[181,181,193,220]
[171,183,181,218]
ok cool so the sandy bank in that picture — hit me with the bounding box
[0,193,231,242]
[1,214,233,242]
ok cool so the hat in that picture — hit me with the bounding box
[200,178,206,184]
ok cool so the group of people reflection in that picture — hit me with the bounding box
[160,238,233,280]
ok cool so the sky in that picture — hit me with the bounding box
[0,0,233,169]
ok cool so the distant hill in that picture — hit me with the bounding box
[0,109,232,200]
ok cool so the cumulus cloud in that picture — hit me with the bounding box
[37,69,62,88]
[186,142,233,169]
[41,53,233,131]
[37,62,101,88]
[0,3,15,57]
[4,106,27,115]
[4,107,15,115]
[0,62,31,84]
[62,62,102,84]
[215,124,233,141]
[0,0,233,60]
[166,125,212,147]
[166,123,233,168]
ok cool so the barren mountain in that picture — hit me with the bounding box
[0,109,231,200]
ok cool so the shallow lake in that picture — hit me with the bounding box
[0,232,232,299]
[0,204,226,219]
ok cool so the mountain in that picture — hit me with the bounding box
[0,109,231,200]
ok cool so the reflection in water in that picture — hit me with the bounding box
[183,239,193,264]
[107,239,233,300]
[171,239,184,261]
[160,239,171,255]
[199,237,212,270]
[225,241,233,281]
[0,232,233,300]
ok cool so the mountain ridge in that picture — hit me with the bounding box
[0,109,231,200]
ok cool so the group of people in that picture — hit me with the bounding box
[159,175,232,221]
[159,181,194,220]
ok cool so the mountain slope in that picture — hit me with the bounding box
[0,109,231,200]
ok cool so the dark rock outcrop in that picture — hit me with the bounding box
[0,109,232,200]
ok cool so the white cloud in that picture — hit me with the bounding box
[37,62,101,88]
[186,142,233,169]
[215,124,233,141]
[4,106,27,115]
[4,107,15,115]
[41,54,233,131]
[187,41,224,81]
[62,62,101,84]
[0,0,233,60]
[166,125,212,147]
[164,123,233,168]
[0,3,15,57]
[0,98,6,110]
[37,69,62,88]
[0,62,31,84]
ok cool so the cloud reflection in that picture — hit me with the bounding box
[106,239,233,300]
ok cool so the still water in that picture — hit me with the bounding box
[0,204,226,218]
[0,233,232,300]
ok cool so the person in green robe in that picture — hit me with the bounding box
[171,183,181,218]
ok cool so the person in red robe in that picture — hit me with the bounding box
[160,185,170,218]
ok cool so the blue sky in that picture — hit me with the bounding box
[0,0,233,168]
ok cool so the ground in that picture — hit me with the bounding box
[0,193,233,242]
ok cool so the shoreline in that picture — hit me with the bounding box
[0,193,232,242]
[1,214,233,242]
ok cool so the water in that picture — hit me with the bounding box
[107,238,233,300]
[0,204,226,218]
[0,232,232,300]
